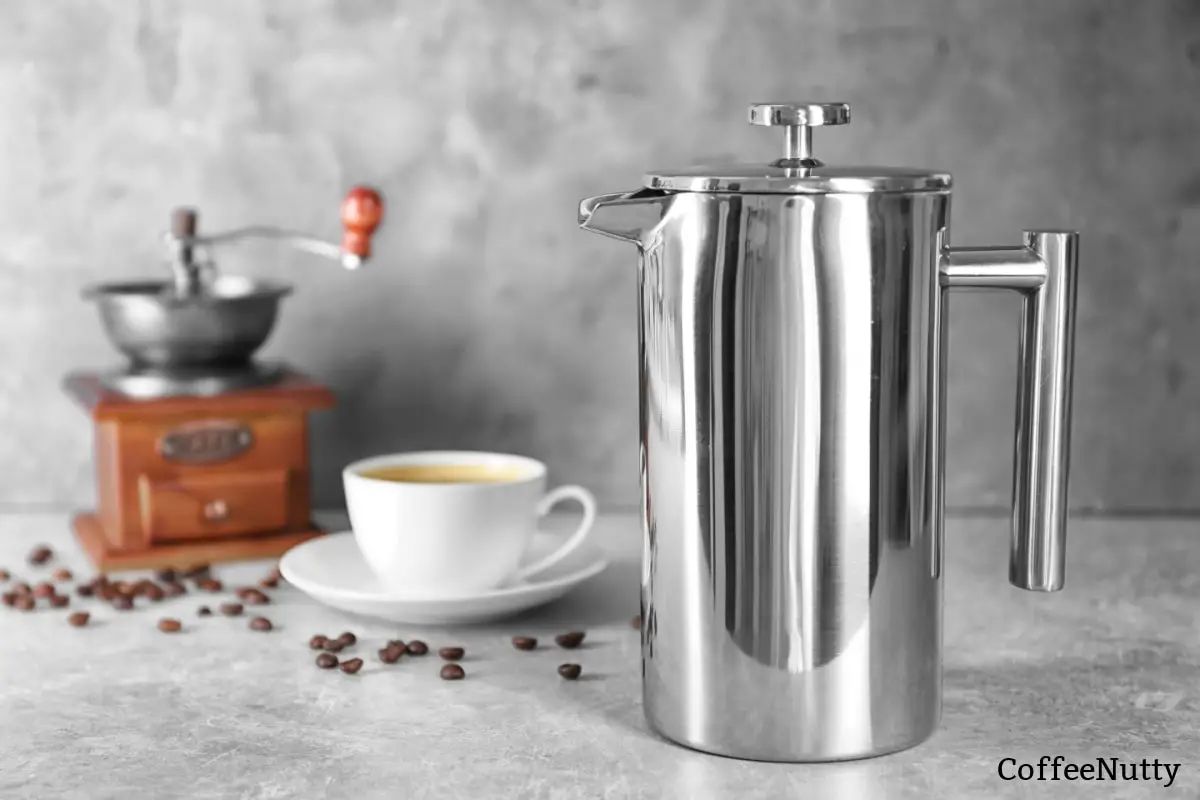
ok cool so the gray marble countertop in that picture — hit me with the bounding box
[0,512,1196,799]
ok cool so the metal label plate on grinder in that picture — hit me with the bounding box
[158,421,253,464]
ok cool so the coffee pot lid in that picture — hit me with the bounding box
[644,103,951,194]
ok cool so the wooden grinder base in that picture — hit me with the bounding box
[72,513,323,572]
[65,368,335,574]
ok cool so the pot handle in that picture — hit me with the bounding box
[941,231,1080,592]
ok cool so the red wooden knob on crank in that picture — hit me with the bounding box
[341,186,384,260]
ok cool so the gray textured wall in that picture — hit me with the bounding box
[0,0,1195,512]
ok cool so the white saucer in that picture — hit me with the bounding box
[279,531,608,625]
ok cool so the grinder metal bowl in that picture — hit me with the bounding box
[84,276,291,369]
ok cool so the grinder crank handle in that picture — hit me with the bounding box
[167,185,386,271]
[339,186,384,267]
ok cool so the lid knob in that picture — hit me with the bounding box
[748,102,850,168]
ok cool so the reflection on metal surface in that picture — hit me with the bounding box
[102,361,284,399]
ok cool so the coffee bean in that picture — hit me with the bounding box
[219,602,244,617]
[631,615,642,629]
[143,584,165,603]
[112,596,134,611]
[315,653,339,669]
[555,631,586,649]
[386,639,405,650]
[49,594,70,608]
[197,605,212,616]
[309,634,328,650]
[249,616,273,632]
[163,581,186,597]
[1,592,15,607]
[181,564,210,579]
[339,658,364,675]
[154,568,177,583]
[405,640,428,656]
[557,663,582,680]
[0,568,9,581]
[196,578,223,593]
[115,581,136,598]
[438,647,464,662]
[11,582,31,595]
[76,583,95,598]
[52,568,73,582]
[322,640,344,653]
[27,545,52,566]
[236,587,269,605]
[15,596,35,611]
[378,645,404,664]
[33,582,55,598]
[336,632,356,647]
[440,664,465,681]
[158,618,182,633]
[67,611,90,627]
[259,567,281,589]
[512,636,538,651]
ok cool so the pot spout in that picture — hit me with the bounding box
[578,188,672,246]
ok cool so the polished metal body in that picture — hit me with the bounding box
[578,102,1079,762]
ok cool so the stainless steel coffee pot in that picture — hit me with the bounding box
[578,102,1079,762]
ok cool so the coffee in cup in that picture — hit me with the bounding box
[355,463,529,485]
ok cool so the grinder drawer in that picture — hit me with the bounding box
[138,470,290,542]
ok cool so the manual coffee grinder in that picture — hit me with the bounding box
[580,102,1080,761]
[66,187,384,572]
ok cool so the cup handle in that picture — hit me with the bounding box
[511,485,597,584]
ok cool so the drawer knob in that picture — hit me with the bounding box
[203,499,230,522]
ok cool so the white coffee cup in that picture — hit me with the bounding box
[343,451,597,598]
